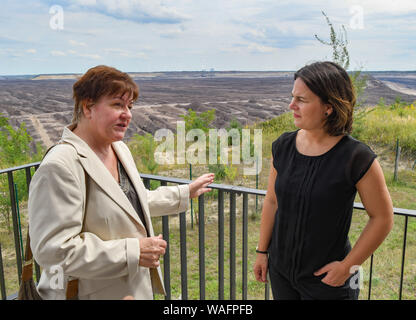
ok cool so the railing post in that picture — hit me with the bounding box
[190,164,194,229]
[265,281,270,300]
[0,244,6,300]
[142,178,150,190]
[218,189,224,300]
[198,194,205,300]
[179,210,188,300]
[394,138,400,181]
[367,254,374,300]
[14,183,24,262]
[8,172,23,284]
[242,193,248,300]
[162,215,170,300]
[160,181,171,300]
[229,191,236,300]
[399,215,408,300]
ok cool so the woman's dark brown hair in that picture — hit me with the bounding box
[72,65,139,124]
[294,61,356,136]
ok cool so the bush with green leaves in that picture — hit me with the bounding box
[0,114,44,233]
[180,108,215,133]
[128,133,159,174]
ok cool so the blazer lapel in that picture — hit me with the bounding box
[60,126,145,230]
[112,142,155,237]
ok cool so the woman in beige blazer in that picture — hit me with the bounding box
[28,65,214,300]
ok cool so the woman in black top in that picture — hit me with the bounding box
[253,61,394,300]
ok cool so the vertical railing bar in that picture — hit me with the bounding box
[218,190,224,300]
[14,183,24,263]
[242,193,248,300]
[23,167,32,258]
[24,166,32,194]
[8,172,23,284]
[229,191,236,300]
[160,181,170,300]
[198,194,205,300]
[367,254,374,300]
[179,210,188,300]
[0,244,6,300]
[265,268,270,300]
[143,178,150,190]
[162,216,170,299]
[34,262,41,284]
[265,280,270,300]
[399,215,408,300]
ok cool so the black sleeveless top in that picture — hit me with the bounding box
[118,160,149,236]
[268,130,376,295]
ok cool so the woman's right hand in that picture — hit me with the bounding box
[139,234,167,268]
[253,253,269,283]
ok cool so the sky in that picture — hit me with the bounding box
[0,0,415,75]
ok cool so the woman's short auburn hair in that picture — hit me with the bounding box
[71,65,139,125]
[294,61,356,136]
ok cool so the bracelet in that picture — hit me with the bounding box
[256,247,268,254]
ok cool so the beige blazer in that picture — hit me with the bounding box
[28,126,189,300]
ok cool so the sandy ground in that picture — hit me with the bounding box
[382,81,416,97]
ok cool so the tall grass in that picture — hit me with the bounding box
[352,103,416,157]
[257,100,416,161]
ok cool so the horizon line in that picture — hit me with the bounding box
[2,69,416,77]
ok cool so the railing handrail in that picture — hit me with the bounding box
[0,161,41,174]
[141,173,416,218]
[1,162,415,217]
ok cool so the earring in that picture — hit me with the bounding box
[324,112,328,116]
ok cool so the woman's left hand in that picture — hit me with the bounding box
[314,261,351,287]
[189,173,215,199]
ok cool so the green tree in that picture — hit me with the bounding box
[0,116,32,166]
[128,133,159,174]
[180,108,216,133]
[314,11,350,70]
[0,114,43,233]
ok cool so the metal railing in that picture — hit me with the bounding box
[1,162,415,300]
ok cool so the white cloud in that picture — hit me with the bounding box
[76,0,97,5]
[66,48,103,59]
[78,53,102,59]
[69,39,87,46]
[1,0,415,74]
[345,0,416,15]
[50,50,66,56]
[221,42,277,55]
[248,44,277,53]
[159,26,185,39]
[67,0,190,24]
[104,48,147,59]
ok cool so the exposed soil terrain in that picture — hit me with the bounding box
[0,71,415,151]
